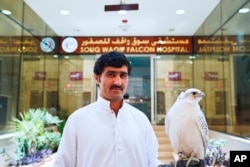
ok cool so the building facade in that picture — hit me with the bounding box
[0,0,250,140]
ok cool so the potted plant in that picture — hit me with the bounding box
[205,139,230,167]
[6,108,63,166]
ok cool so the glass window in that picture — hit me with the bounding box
[154,55,193,124]
[195,0,250,138]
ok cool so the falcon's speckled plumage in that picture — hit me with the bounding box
[165,88,209,160]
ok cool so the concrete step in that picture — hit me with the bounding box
[158,144,173,151]
[153,125,175,164]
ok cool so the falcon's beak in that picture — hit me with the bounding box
[192,91,205,97]
[199,92,205,97]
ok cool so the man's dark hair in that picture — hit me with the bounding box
[94,51,132,75]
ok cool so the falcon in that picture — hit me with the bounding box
[165,88,209,165]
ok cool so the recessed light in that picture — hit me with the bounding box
[169,28,175,31]
[239,8,250,13]
[176,9,185,15]
[60,10,70,15]
[118,10,127,15]
[1,9,12,15]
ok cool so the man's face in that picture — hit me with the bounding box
[94,65,129,102]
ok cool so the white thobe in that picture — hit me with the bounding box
[53,96,162,167]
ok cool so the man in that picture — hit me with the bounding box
[53,51,165,167]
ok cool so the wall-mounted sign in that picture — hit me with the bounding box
[1,35,250,54]
[168,72,181,81]
[34,72,46,80]
[205,72,218,81]
[193,36,250,53]
[0,37,40,54]
[62,37,78,53]
[60,36,192,54]
[40,37,56,53]
[70,72,83,81]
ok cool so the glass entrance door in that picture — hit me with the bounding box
[125,56,151,121]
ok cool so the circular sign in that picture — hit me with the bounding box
[62,37,78,53]
[40,37,55,53]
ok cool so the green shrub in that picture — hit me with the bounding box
[7,108,63,166]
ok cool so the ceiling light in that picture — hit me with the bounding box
[239,8,250,13]
[1,9,12,15]
[176,9,185,15]
[60,10,70,15]
[118,10,127,15]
